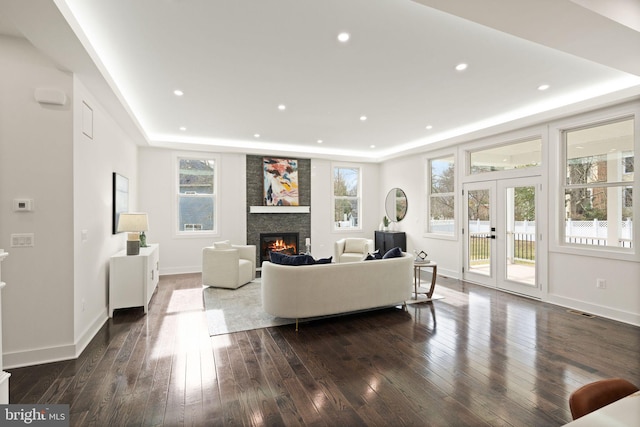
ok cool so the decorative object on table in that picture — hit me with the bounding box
[305,237,311,255]
[382,215,390,231]
[263,157,299,206]
[414,250,429,262]
[112,173,129,235]
[117,212,149,255]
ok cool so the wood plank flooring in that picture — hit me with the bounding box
[8,273,640,426]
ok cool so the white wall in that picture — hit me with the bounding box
[380,154,461,278]
[72,76,139,354]
[0,36,75,367]
[138,148,246,274]
[0,36,140,368]
[548,253,640,324]
[310,159,381,259]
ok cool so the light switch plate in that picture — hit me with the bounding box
[11,233,34,247]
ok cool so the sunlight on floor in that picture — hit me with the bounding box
[165,288,205,313]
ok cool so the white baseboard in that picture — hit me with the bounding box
[74,308,109,359]
[546,294,640,327]
[4,310,108,369]
[4,342,77,369]
[159,266,201,276]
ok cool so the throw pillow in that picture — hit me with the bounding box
[364,253,377,261]
[371,249,383,259]
[314,256,332,264]
[382,246,403,259]
[344,238,365,254]
[270,252,315,266]
[213,240,232,249]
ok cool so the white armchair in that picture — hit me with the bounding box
[334,238,375,263]
[202,244,256,289]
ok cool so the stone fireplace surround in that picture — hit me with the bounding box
[246,155,311,269]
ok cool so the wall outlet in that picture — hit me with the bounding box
[596,278,607,289]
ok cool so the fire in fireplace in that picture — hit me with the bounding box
[260,232,298,264]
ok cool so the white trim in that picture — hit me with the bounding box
[546,294,640,327]
[249,206,310,213]
[549,102,639,262]
[4,310,108,369]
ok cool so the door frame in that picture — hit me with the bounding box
[463,176,546,299]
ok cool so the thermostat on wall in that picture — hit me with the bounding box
[13,199,34,212]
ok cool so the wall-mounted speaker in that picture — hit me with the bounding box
[34,88,67,106]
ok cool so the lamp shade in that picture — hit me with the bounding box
[117,213,149,233]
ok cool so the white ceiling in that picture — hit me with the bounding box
[1,0,639,162]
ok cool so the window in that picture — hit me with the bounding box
[333,165,360,230]
[470,138,541,174]
[177,158,216,234]
[563,117,634,249]
[428,156,455,235]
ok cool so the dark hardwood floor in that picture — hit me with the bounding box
[8,273,640,426]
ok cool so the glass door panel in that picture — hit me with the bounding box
[505,185,536,285]
[497,177,542,298]
[464,182,496,287]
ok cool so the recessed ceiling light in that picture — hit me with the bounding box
[360,115,367,121]
[173,89,184,96]
[425,125,433,130]
[179,126,186,131]
[278,104,286,111]
[538,84,550,91]
[455,63,468,71]
[370,145,376,149]
[254,134,260,138]
[337,32,350,42]
[317,139,323,144]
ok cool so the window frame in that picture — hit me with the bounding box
[550,104,638,262]
[426,153,457,239]
[174,154,218,238]
[331,163,362,232]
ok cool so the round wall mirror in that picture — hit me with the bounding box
[385,188,408,222]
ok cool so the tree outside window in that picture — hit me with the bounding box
[428,156,455,235]
[563,118,634,248]
[333,166,360,229]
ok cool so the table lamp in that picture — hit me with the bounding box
[117,213,149,255]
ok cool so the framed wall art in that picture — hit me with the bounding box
[112,172,129,234]
[263,158,299,206]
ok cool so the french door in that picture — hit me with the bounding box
[463,177,543,298]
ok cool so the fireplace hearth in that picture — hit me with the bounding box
[260,232,299,264]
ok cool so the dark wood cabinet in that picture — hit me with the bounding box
[374,231,406,253]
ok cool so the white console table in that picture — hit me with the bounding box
[109,244,159,317]
[0,250,11,403]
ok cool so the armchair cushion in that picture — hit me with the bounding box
[334,238,375,263]
[344,238,366,254]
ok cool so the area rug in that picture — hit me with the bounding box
[202,279,295,336]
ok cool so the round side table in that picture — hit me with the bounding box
[413,260,437,299]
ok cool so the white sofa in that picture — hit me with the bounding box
[334,237,375,263]
[202,244,256,289]
[261,252,413,323]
